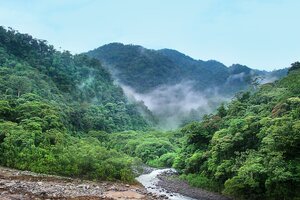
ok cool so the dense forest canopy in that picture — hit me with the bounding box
[87,43,287,95]
[174,66,300,199]
[0,26,154,182]
[87,43,288,128]
[0,27,299,200]
[0,26,152,132]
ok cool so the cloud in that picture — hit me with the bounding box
[121,81,229,129]
[225,72,246,84]
[77,75,94,90]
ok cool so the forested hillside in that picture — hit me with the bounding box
[87,43,287,95]
[78,62,299,200]
[173,63,300,199]
[0,27,152,181]
[87,43,287,128]
[0,26,298,200]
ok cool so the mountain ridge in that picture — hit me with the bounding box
[86,43,288,128]
[87,43,287,95]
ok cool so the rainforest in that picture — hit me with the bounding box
[0,24,299,200]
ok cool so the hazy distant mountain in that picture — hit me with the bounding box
[86,43,288,128]
[87,43,286,94]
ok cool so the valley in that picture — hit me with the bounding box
[86,43,287,129]
[0,26,299,200]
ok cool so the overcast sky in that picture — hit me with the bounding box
[0,0,299,70]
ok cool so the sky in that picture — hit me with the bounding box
[0,0,299,70]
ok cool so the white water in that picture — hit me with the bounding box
[136,168,196,200]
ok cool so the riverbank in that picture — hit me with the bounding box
[1,166,232,200]
[136,168,231,200]
[0,166,164,200]
[156,170,231,200]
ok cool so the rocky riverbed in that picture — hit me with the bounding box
[156,170,231,200]
[0,166,165,200]
[0,166,232,200]
[136,168,231,200]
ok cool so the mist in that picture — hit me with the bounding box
[77,75,95,90]
[121,81,229,129]
[259,73,282,84]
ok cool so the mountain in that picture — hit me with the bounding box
[0,26,151,181]
[86,43,288,128]
[87,43,287,94]
[0,28,152,133]
[157,49,230,87]
[0,26,298,200]
[176,64,300,199]
[86,43,182,93]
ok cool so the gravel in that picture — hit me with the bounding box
[156,171,231,200]
[0,166,164,200]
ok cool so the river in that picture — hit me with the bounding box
[136,168,196,200]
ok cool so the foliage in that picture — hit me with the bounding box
[288,61,300,73]
[0,26,151,133]
[87,43,287,128]
[177,66,300,199]
[0,26,153,182]
[102,130,183,167]
[0,121,135,182]
[87,43,287,95]
[0,26,298,199]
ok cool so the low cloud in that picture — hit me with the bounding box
[77,75,94,90]
[259,75,280,84]
[121,81,229,129]
[225,72,247,85]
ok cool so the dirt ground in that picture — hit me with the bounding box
[0,166,164,200]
